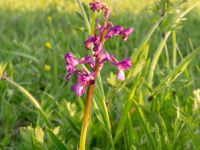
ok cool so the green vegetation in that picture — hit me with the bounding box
[0,0,200,149]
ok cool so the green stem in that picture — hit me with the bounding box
[164,43,170,69]
[172,31,177,68]
[91,12,96,35]
[79,44,102,150]
[147,32,171,88]
[76,0,91,34]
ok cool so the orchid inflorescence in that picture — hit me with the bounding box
[65,0,134,96]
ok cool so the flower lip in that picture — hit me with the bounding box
[71,83,85,96]
[117,70,125,81]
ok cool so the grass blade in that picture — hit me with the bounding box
[47,129,68,150]
[76,0,91,34]
[147,32,171,88]
[126,113,135,147]
[154,123,162,150]
[172,31,177,68]
[132,18,163,63]
[133,93,156,150]
[159,115,171,149]
[153,47,200,95]
[0,50,39,63]
[114,74,141,144]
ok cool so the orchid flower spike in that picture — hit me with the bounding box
[65,0,134,96]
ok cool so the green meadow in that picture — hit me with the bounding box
[0,0,200,149]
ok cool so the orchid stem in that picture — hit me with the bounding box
[79,58,101,149]
[79,82,95,150]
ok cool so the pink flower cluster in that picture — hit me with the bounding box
[65,0,134,96]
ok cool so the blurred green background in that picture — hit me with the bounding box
[0,0,200,149]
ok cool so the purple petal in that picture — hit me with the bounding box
[65,52,79,74]
[65,53,79,65]
[71,83,85,96]
[117,70,125,81]
[120,28,134,41]
[85,36,101,53]
[78,75,88,85]
[99,52,107,63]
[84,36,95,50]
[96,19,103,34]
[77,72,95,86]
[115,59,132,70]
[105,26,123,39]
[105,52,132,70]
[105,52,118,64]
[79,56,92,64]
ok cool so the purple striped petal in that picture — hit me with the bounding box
[71,83,85,96]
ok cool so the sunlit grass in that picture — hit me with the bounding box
[0,0,199,14]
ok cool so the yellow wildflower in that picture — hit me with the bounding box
[44,64,51,72]
[47,16,52,22]
[44,42,52,49]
